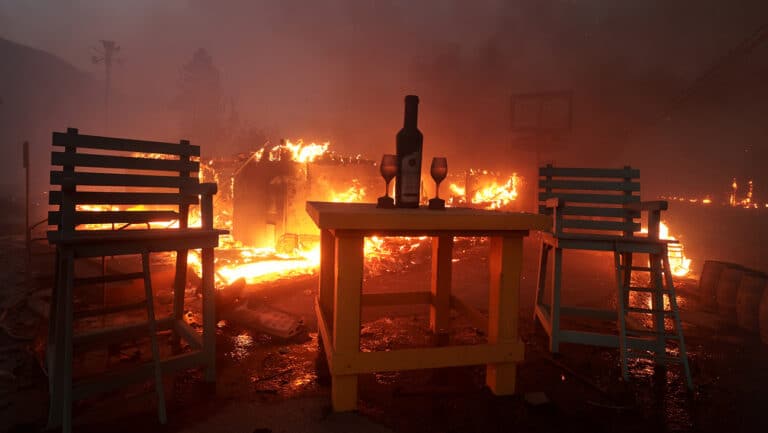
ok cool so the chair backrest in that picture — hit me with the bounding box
[49,128,202,233]
[538,165,642,237]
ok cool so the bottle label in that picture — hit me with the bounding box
[400,153,420,202]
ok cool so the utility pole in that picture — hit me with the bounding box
[23,141,30,289]
[92,40,120,133]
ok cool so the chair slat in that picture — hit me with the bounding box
[52,131,199,156]
[51,171,197,189]
[49,191,199,206]
[538,205,640,218]
[539,179,640,192]
[52,152,199,173]
[48,210,179,226]
[538,192,640,204]
[539,167,639,179]
[561,219,641,232]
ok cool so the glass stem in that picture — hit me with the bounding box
[385,180,391,197]
[435,180,441,199]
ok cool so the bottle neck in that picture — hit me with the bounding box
[403,97,419,129]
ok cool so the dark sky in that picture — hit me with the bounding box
[1,0,768,199]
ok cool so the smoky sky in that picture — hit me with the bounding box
[2,0,768,200]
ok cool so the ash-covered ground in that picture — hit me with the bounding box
[1,233,767,433]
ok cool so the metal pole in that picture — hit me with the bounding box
[23,141,31,289]
[101,40,114,132]
[95,40,119,133]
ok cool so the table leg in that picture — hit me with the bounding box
[486,235,524,395]
[332,233,363,411]
[319,229,335,320]
[430,235,453,336]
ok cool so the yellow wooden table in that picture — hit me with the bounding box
[306,201,551,411]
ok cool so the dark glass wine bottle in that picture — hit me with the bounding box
[395,95,423,208]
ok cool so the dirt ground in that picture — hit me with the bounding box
[2,233,768,433]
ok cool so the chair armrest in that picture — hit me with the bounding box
[542,198,563,233]
[623,200,668,211]
[545,197,563,208]
[625,201,668,240]
[186,182,218,196]
[198,183,217,229]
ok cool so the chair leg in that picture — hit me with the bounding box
[172,249,188,350]
[549,247,563,353]
[534,242,550,321]
[614,251,630,381]
[141,252,167,425]
[173,249,188,320]
[662,254,693,389]
[201,247,216,383]
[61,250,75,433]
[47,250,66,429]
[622,252,632,309]
[650,253,667,360]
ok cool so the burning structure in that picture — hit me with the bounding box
[231,140,378,249]
[193,140,696,289]
[216,139,526,244]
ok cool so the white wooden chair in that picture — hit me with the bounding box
[533,165,692,388]
[46,128,227,432]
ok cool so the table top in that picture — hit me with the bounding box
[306,201,551,232]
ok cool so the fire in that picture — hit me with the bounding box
[185,233,431,289]
[639,221,691,277]
[449,184,465,197]
[72,153,525,291]
[261,139,330,163]
[330,179,367,203]
[187,242,320,288]
[448,173,520,209]
[472,175,519,209]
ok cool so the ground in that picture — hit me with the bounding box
[1,233,767,433]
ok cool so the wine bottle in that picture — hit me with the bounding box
[395,95,423,208]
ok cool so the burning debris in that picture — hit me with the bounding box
[637,221,692,277]
[448,170,522,210]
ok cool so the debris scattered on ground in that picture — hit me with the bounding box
[225,300,304,339]
[524,391,550,406]
[543,355,611,396]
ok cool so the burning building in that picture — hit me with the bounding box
[231,140,379,250]
[228,140,526,252]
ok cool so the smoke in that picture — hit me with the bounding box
[2,0,768,202]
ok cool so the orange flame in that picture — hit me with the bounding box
[448,173,520,209]
[639,221,691,277]
[330,179,367,203]
[264,139,329,163]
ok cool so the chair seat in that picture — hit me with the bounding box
[540,231,677,253]
[48,228,228,258]
[543,231,677,243]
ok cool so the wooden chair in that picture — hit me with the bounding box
[46,128,227,432]
[533,165,692,388]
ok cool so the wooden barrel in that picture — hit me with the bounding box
[699,261,732,310]
[716,264,745,322]
[760,286,768,344]
[736,271,767,332]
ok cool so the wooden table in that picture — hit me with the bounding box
[306,201,551,411]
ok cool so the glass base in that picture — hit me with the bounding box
[428,197,446,210]
[377,196,395,208]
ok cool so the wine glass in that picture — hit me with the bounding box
[431,157,448,197]
[378,154,397,208]
[429,157,448,209]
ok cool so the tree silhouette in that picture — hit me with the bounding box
[173,48,224,148]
